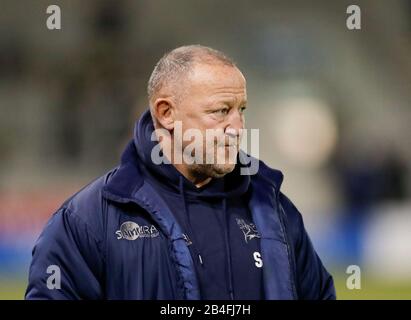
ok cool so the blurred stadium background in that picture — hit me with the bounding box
[1,0,411,299]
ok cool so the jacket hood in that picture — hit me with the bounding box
[103,109,285,203]
[133,109,251,199]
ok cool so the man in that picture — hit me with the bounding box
[26,45,336,300]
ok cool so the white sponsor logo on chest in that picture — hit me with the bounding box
[116,221,159,240]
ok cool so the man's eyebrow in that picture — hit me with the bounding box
[237,99,247,107]
[217,96,247,106]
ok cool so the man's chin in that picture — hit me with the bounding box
[188,162,236,180]
[209,163,236,178]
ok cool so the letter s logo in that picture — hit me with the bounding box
[253,251,263,268]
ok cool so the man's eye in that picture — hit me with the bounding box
[239,106,247,113]
[214,108,229,115]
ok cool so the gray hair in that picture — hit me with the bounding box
[147,45,236,104]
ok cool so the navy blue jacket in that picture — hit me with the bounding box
[25,111,336,300]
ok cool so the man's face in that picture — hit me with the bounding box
[173,62,247,178]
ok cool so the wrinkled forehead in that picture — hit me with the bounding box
[186,63,247,97]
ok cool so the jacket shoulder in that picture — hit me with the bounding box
[59,169,117,242]
[253,159,304,243]
[278,192,305,245]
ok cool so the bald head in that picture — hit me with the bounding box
[147,45,237,107]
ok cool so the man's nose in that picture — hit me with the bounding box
[225,111,244,137]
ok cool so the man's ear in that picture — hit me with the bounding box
[152,98,175,130]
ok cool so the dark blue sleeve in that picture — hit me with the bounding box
[280,194,336,300]
[25,207,104,299]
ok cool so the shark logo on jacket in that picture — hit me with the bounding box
[116,221,159,240]
[236,218,261,243]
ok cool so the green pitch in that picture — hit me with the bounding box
[1,275,411,300]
